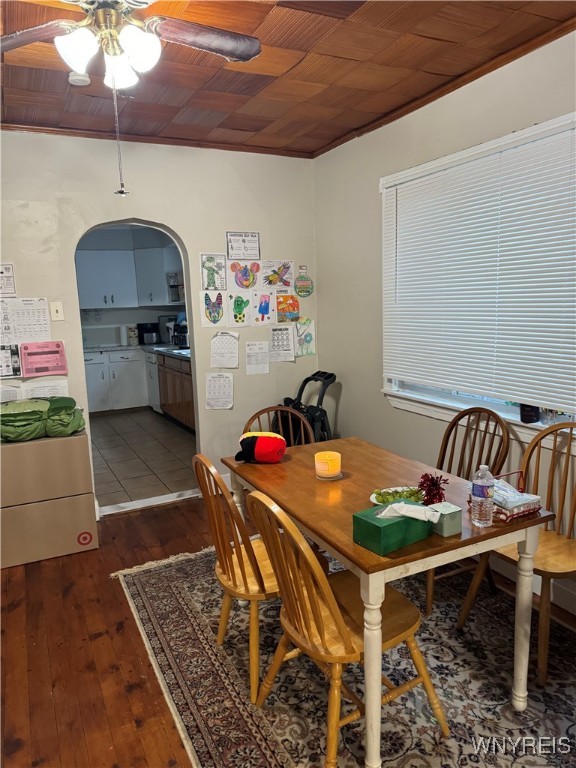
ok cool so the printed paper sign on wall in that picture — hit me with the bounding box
[226,232,260,260]
[261,261,294,290]
[294,318,316,357]
[200,253,226,291]
[200,291,228,328]
[229,261,260,290]
[276,294,300,323]
[252,290,277,324]
[227,291,253,327]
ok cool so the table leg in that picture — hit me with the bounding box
[512,525,540,711]
[360,572,385,768]
[229,471,249,607]
[230,471,247,521]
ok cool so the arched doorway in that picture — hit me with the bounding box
[75,220,200,514]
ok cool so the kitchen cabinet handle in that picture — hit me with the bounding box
[104,295,108,304]
[101,371,105,379]
[112,371,116,379]
[111,294,115,304]
[149,292,153,302]
[120,356,129,360]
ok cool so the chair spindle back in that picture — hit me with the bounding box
[243,406,315,447]
[437,407,510,479]
[248,491,356,658]
[193,454,266,593]
[520,422,575,537]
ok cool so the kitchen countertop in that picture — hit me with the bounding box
[83,344,191,360]
[145,345,192,359]
[83,345,140,352]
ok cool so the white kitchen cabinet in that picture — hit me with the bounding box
[134,245,183,306]
[84,353,111,412]
[109,351,148,410]
[145,352,161,413]
[84,350,147,412]
[76,250,138,309]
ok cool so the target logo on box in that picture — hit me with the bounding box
[77,531,93,546]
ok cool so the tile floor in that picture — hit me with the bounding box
[90,408,198,508]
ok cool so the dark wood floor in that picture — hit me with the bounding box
[2,500,218,768]
[4,502,575,768]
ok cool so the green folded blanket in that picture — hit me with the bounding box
[1,397,85,442]
[0,398,49,441]
[46,397,85,437]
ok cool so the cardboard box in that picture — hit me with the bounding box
[1,432,92,508]
[1,432,98,567]
[353,504,433,556]
[1,494,98,568]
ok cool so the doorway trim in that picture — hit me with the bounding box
[74,217,199,516]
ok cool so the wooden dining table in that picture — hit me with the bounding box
[221,436,554,768]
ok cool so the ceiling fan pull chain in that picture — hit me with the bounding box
[112,85,128,197]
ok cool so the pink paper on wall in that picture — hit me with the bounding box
[20,341,68,378]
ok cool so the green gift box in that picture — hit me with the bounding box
[353,501,433,556]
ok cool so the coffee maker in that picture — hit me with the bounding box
[172,323,189,348]
[158,315,178,344]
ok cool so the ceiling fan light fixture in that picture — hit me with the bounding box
[69,71,91,87]
[104,52,139,90]
[118,24,161,73]
[54,26,98,74]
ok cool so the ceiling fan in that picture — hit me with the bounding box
[0,0,262,89]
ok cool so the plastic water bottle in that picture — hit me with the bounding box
[471,464,495,528]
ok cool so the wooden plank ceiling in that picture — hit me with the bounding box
[2,1,575,158]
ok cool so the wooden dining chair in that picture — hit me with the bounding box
[425,407,510,614]
[241,408,330,572]
[192,454,279,703]
[247,490,449,768]
[457,421,576,685]
[243,405,315,447]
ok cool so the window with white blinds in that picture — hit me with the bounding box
[380,114,576,415]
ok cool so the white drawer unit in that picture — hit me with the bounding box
[108,350,147,410]
[83,351,108,364]
[109,350,142,364]
[83,349,147,412]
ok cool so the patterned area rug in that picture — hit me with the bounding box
[114,550,576,768]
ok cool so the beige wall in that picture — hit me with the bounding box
[1,35,573,474]
[1,136,317,469]
[2,34,575,608]
[313,32,576,467]
[312,33,576,612]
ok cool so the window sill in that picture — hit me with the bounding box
[383,390,563,445]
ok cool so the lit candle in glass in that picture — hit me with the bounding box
[315,451,341,479]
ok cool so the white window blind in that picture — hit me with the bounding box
[381,115,576,414]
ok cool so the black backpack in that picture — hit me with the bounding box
[274,371,336,445]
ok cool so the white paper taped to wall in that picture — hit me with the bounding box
[0,385,20,403]
[1,297,51,343]
[211,331,239,368]
[0,378,69,400]
[206,373,233,409]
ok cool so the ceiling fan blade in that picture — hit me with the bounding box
[146,17,261,63]
[1,19,77,53]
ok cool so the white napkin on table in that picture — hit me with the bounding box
[375,502,440,523]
